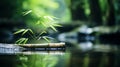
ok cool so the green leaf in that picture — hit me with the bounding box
[28,29,34,34]
[43,36,50,43]
[14,29,25,34]
[15,38,28,44]
[53,24,62,27]
[18,38,25,44]
[23,38,28,44]
[40,31,47,35]
[37,37,42,40]
[23,10,32,16]
[44,16,54,21]
[50,25,57,32]
[22,29,29,35]
[15,38,25,44]
[15,38,22,44]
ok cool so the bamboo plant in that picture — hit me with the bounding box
[14,10,61,44]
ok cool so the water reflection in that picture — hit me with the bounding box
[68,41,120,67]
[1,42,120,67]
[0,44,67,67]
[0,50,67,67]
[77,41,117,52]
[15,54,59,67]
[78,41,93,51]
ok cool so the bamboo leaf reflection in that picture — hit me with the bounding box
[16,54,58,67]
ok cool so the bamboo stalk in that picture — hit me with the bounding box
[0,43,65,53]
[18,43,65,48]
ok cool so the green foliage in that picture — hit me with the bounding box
[14,29,33,35]
[15,38,28,44]
[36,16,62,32]
[14,29,26,35]
[22,0,71,24]
[23,10,32,16]
[14,10,61,44]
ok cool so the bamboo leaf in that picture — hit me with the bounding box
[44,16,54,21]
[53,24,62,27]
[28,29,34,34]
[22,29,29,35]
[15,38,28,44]
[18,38,26,44]
[37,37,41,40]
[14,29,25,34]
[23,38,28,44]
[50,25,57,32]
[40,31,47,35]
[15,38,25,44]
[23,10,32,16]
[15,38,22,44]
[43,36,50,43]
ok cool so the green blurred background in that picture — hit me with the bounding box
[0,0,120,67]
[0,0,120,43]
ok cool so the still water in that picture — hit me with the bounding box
[0,41,120,67]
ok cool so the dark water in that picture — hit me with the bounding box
[0,42,120,67]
